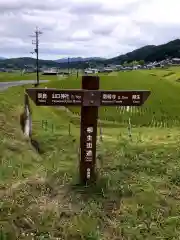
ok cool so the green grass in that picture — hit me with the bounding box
[1,70,180,239]
[0,72,60,82]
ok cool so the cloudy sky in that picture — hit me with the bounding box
[0,0,180,60]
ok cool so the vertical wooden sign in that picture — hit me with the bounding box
[80,76,99,184]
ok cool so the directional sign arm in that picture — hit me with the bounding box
[26,88,83,106]
[100,90,151,106]
[26,88,151,107]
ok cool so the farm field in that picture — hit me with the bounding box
[1,69,180,239]
[44,67,180,128]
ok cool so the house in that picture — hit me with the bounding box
[107,64,116,70]
[115,65,123,70]
[84,68,99,74]
[133,66,138,70]
[172,58,180,64]
[146,64,153,69]
[103,67,113,73]
[26,68,36,73]
[42,68,58,75]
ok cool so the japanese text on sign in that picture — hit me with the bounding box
[37,92,48,103]
[103,94,116,100]
[87,168,91,179]
[52,93,70,99]
[35,90,83,106]
[85,127,93,162]
[132,94,140,100]
[87,127,93,133]
[100,91,144,106]
[38,93,47,99]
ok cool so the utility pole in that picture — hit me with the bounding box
[30,26,43,87]
[68,57,70,75]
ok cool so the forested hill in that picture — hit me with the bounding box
[107,39,180,64]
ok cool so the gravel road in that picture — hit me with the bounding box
[0,80,49,91]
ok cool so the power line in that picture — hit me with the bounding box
[30,26,43,87]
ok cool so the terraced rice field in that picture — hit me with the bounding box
[45,68,180,128]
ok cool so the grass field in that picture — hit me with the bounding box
[1,68,180,239]
[0,72,60,82]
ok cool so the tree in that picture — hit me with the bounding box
[139,60,145,65]
[128,62,134,67]
[132,60,138,66]
[123,61,128,67]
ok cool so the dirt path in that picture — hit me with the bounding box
[0,80,49,91]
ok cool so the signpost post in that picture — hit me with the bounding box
[26,75,150,185]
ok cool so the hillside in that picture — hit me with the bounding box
[55,57,106,63]
[108,39,180,64]
[0,57,60,69]
[0,57,98,70]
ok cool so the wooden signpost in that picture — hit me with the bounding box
[26,75,150,185]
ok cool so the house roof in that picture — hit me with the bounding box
[172,58,180,61]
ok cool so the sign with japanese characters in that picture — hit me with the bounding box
[100,91,148,106]
[84,127,95,180]
[27,88,149,107]
[35,89,83,106]
[85,127,93,163]
[26,76,150,185]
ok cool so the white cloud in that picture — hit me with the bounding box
[133,0,180,24]
[0,0,179,60]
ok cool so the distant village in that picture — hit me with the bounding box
[1,58,180,75]
[84,58,180,74]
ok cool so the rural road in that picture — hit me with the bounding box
[0,80,49,91]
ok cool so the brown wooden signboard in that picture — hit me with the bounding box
[26,75,150,185]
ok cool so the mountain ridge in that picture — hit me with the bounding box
[107,39,180,64]
[55,57,106,63]
[1,39,180,68]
